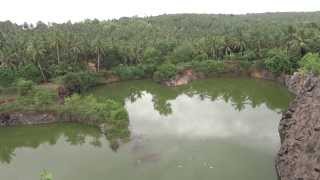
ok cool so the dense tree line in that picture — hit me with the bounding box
[1,12,320,85]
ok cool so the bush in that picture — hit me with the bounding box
[112,65,146,80]
[176,62,192,72]
[0,68,17,86]
[33,89,56,106]
[17,88,56,108]
[15,79,35,96]
[170,43,194,63]
[60,72,101,93]
[63,94,128,122]
[239,60,253,71]
[299,53,320,74]
[153,63,177,81]
[191,60,224,75]
[18,64,42,83]
[48,63,84,77]
[62,94,130,139]
[264,49,294,74]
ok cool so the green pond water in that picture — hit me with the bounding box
[0,78,294,180]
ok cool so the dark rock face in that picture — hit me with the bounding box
[0,112,57,127]
[276,73,320,180]
[58,86,70,104]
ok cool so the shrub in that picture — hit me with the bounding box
[153,63,177,81]
[60,72,101,93]
[264,49,294,74]
[112,65,146,80]
[239,60,253,71]
[63,95,128,121]
[18,64,42,83]
[48,63,84,77]
[170,43,194,63]
[299,53,320,74]
[176,62,192,72]
[62,94,130,139]
[143,47,162,64]
[17,88,56,108]
[191,60,224,75]
[0,68,17,86]
[193,53,209,62]
[33,89,56,106]
[15,79,35,96]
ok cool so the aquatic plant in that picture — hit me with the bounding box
[40,170,53,180]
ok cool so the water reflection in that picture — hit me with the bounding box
[0,124,104,163]
[0,78,294,174]
[120,78,293,117]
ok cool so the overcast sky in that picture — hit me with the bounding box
[1,0,319,24]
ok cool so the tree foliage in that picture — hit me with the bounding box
[0,12,320,84]
[264,49,294,74]
[299,53,320,74]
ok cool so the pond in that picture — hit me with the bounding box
[0,77,294,180]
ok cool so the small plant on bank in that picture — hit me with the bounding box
[15,78,35,96]
[0,68,17,87]
[16,87,56,111]
[191,60,224,75]
[18,64,43,83]
[112,65,146,80]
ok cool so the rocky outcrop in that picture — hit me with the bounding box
[276,73,320,180]
[164,69,204,87]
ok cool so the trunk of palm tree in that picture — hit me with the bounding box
[37,61,47,82]
[97,47,100,72]
[56,43,60,64]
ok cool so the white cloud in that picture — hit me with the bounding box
[0,0,319,24]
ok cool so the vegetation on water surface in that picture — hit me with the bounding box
[1,12,320,86]
[40,170,53,180]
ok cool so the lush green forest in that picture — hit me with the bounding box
[1,12,320,86]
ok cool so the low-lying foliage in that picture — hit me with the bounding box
[112,65,146,80]
[0,68,17,87]
[60,72,102,93]
[191,60,224,75]
[299,53,320,75]
[18,64,43,83]
[62,94,130,138]
[17,88,56,110]
[15,79,35,96]
[153,63,177,81]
